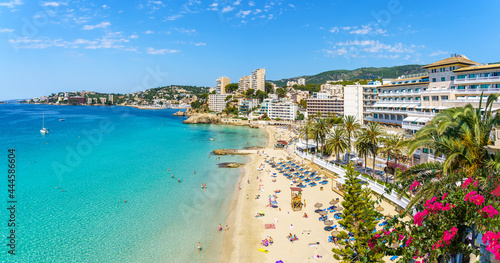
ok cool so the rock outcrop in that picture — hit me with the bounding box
[183,114,221,124]
[172,111,186,116]
[217,162,246,168]
[213,149,250,155]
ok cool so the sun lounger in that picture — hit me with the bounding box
[390,256,398,261]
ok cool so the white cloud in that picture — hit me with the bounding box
[349,24,387,35]
[329,27,339,33]
[248,1,255,6]
[174,27,196,34]
[429,50,448,57]
[82,21,111,30]
[0,28,14,33]
[151,0,162,4]
[342,26,351,30]
[41,1,67,7]
[326,40,419,59]
[0,0,22,8]
[194,42,206,46]
[146,47,180,55]
[233,0,240,5]
[254,9,261,14]
[102,4,109,9]
[129,35,138,39]
[145,30,154,34]
[222,6,235,13]
[165,14,183,21]
[236,10,252,18]
[209,3,218,7]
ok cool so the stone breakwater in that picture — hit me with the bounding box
[217,162,246,168]
[183,114,221,124]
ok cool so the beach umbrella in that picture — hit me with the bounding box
[331,230,340,236]
[292,176,298,180]
[334,207,344,212]
[390,242,399,249]
[298,179,303,183]
[314,202,323,208]
[322,175,329,180]
[375,206,384,212]
[319,210,328,216]
[324,220,333,226]
[329,200,338,205]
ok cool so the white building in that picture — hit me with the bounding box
[268,101,298,121]
[238,75,251,92]
[312,92,330,99]
[343,85,364,123]
[208,94,230,112]
[297,78,306,86]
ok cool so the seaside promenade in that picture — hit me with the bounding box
[223,125,411,263]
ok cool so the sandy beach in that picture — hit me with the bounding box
[218,124,410,263]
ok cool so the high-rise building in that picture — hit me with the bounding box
[238,75,251,92]
[251,68,266,92]
[306,98,343,117]
[216,76,230,94]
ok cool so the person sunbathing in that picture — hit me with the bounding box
[303,213,308,218]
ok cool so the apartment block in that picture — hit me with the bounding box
[208,94,230,112]
[251,68,266,92]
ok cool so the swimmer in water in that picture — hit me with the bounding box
[178,178,181,183]
[194,170,196,174]
[172,174,174,178]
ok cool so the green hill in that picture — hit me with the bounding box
[269,64,426,86]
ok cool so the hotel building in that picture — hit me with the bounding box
[238,75,251,92]
[208,94,230,112]
[238,98,259,114]
[216,76,230,94]
[268,101,298,121]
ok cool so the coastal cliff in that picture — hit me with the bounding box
[183,114,221,124]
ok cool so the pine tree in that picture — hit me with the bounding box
[332,165,384,262]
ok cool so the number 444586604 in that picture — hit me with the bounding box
[8,149,15,199]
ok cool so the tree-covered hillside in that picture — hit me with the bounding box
[269,64,426,86]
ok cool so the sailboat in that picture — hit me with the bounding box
[40,113,49,134]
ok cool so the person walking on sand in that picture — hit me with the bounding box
[218,224,222,231]
[198,242,201,252]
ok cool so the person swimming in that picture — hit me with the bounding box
[172,174,174,178]
[178,178,181,183]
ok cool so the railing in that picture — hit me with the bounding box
[454,76,500,84]
[402,123,425,130]
[295,149,410,209]
[454,88,500,94]
[378,91,422,97]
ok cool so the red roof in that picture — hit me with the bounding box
[290,187,302,192]
[277,140,288,145]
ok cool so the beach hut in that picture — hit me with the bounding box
[290,187,303,211]
[275,140,288,149]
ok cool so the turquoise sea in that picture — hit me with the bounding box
[0,104,266,262]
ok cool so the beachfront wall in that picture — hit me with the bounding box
[295,149,411,210]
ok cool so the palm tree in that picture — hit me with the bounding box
[358,122,385,178]
[343,115,361,162]
[312,118,330,156]
[408,93,500,178]
[380,133,408,183]
[325,126,348,163]
[298,119,313,153]
[396,162,444,208]
[355,139,371,174]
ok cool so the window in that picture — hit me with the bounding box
[440,68,444,72]
[408,97,412,100]
[451,86,456,89]
[416,88,421,92]
[470,85,478,89]
[481,84,490,89]
[408,89,412,92]
[458,85,465,89]
[483,73,490,77]
[423,148,429,154]
[469,74,477,78]
[416,97,421,101]
[457,75,466,79]
[432,96,439,101]
[423,96,429,101]
[441,96,448,100]
[374,114,378,118]
[441,77,445,81]
[451,76,455,81]
[432,78,436,82]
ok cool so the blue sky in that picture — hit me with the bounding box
[1,0,499,100]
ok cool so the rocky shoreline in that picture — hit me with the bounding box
[213,149,251,155]
[217,162,246,168]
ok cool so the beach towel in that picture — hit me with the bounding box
[265,224,276,229]
[258,248,269,253]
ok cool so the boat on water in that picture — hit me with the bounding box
[59,119,65,121]
[209,138,216,141]
[40,114,49,134]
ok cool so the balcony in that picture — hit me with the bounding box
[421,89,453,94]
[402,122,425,130]
[366,108,408,115]
[378,91,422,97]
[453,76,500,84]
[365,117,402,125]
[453,88,500,94]
[427,154,446,163]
